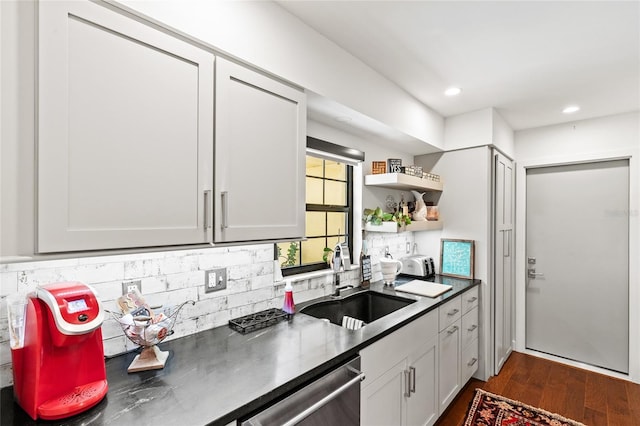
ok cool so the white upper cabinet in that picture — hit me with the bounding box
[37,1,214,252]
[214,57,306,242]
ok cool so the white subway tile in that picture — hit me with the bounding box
[140,276,168,294]
[0,363,13,387]
[0,340,11,364]
[165,271,202,291]
[0,272,18,296]
[102,335,128,357]
[124,259,161,279]
[227,288,273,309]
[250,274,275,290]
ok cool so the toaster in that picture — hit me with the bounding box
[401,255,436,278]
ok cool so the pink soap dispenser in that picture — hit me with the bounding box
[282,282,295,315]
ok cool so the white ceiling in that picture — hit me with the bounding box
[277,0,640,135]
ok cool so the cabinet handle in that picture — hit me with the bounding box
[404,369,411,397]
[467,297,478,303]
[447,308,459,316]
[467,357,478,367]
[221,191,229,229]
[409,366,416,394]
[204,190,212,229]
[467,324,478,332]
[447,325,458,335]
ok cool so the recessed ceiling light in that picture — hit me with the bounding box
[562,105,580,114]
[444,87,462,97]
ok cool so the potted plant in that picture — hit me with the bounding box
[363,207,412,228]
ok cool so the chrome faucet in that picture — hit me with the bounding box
[333,284,354,297]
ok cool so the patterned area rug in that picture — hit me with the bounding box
[463,389,586,426]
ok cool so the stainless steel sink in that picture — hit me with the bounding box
[300,290,416,326]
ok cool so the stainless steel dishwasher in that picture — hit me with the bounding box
[241,356,364,426]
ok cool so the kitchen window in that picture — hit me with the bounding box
[276,137,364,276]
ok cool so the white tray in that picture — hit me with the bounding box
[394,280,453,298]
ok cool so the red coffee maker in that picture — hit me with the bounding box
[11,282,108,420]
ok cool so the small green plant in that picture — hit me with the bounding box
[278,242,299,267]
[363,207,412,227]
[323,247,334,264]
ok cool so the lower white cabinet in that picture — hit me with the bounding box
[361,287,480,425]
[361,310,439,426]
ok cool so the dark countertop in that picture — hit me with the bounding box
[1,275,479,426]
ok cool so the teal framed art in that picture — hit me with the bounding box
[440,239,475,279]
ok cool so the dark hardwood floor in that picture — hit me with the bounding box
[435,351,640,426]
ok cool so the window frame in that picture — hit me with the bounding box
[277,138,362,277]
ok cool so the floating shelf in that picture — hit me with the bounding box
[364,220,444,233]
[364,173,443,192]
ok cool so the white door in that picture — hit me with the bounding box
[406,337,438,426]
[438,321,461,412]
[526,160,629,373]
[494,151,515,374]
[37,0,214,252]
[214,57,306,242]
[361,359,407,426]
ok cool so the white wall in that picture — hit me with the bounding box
[443,107,514,158]
[112,0,444,149]
[514,111,640,383]
[414,146,493,381]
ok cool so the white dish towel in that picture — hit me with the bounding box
[342,315,365,330]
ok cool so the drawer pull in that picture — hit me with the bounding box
[467,324,478,332]
[447,325,458,335]
[468,357,478,367]
[204,190,212,229]
[221,191,229,229]
[404,369,411,397]
[467,296,478,303]
[447,308,459,316]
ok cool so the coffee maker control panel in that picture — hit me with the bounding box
[35,282,104,335]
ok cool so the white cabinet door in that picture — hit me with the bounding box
[438,320,461,413]
[215,57,306,242]
[37,0,214,252]
[407,336,439,426]
[494,150,515,374]
[361,359,407,426]
[462,306,480,384]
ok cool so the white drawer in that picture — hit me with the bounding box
[461,307,479,348]
[462,286,479,314]
[438,295,461,331]
[462,338,479,384]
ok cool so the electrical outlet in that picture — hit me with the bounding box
[122,280,142,295]
[406,241,411,254]
[204,268,227,293]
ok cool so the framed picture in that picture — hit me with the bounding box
[440,239,474,279]
[372,161,386,174]
[387,158,402,173]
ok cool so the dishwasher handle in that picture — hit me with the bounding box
[280,371,365,426]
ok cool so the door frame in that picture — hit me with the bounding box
[514,148,639,383]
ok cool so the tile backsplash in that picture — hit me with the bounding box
[0,232,412,388]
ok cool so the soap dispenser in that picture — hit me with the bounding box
[282,282,295,315]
